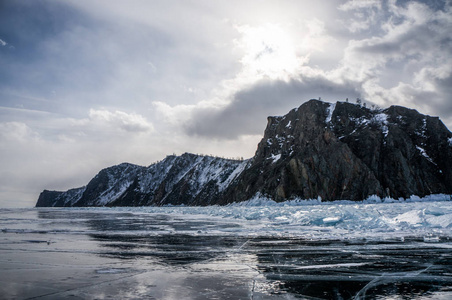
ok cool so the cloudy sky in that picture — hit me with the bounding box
[1,0,451,207]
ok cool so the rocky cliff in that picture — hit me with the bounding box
[36,99,452,207]
[221,100,452,203]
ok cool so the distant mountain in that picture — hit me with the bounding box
[36,99,452,207]
[37,154,248,207]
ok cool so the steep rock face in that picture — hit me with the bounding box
[222,100,452,202]
[221,100,382,203]
[36,153,248,207]
[331,103,452,199]
[36,187,85,207]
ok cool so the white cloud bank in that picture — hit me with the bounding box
[87,109,154,133]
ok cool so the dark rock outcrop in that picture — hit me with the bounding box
[36,187,86,207]
[36,99,452,207]
[221,100,452,202]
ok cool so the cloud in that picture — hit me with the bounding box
[88,109,154,133]
[0,122,39,142]
[342,0,381,10]
[0,38,6,46]
[345,1,452,114]
[152,0,452,140]
[154,74,360,139]
[338,0,384,33]
[0,109,154,207]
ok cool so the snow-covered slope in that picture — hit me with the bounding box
[75,163,145,206]
[36,153,249,207]
[111,153,250,206]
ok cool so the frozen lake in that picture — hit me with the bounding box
[1,201,452,299]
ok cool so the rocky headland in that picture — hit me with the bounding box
[36,99,452,207]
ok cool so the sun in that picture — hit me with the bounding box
[236,23,305,81]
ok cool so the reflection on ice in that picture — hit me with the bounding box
[251,237,452,299]
[1,201,452,299]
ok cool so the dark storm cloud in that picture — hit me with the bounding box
[185,76,361,139]
[429,74,452,116]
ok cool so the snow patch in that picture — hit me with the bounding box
[372,113,389,138]
[415,118,428,138]
[416,146,436,165]
[448,137,452,146]
[373,113,388,124]
[325,103,336,124]
[286,120,292,128]
[270,153,281,163]
[98,181,132,205]
[218,160,249,191]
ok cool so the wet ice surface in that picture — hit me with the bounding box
[1,201,452,299]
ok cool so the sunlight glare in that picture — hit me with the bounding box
[236,23,307,81]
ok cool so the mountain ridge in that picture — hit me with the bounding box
[36,99,452,207]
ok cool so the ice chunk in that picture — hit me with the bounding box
[394,210,424,225]
[426,214,452,228]
[322,216,342,225]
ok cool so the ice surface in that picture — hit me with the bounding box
[1,200,452,299]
